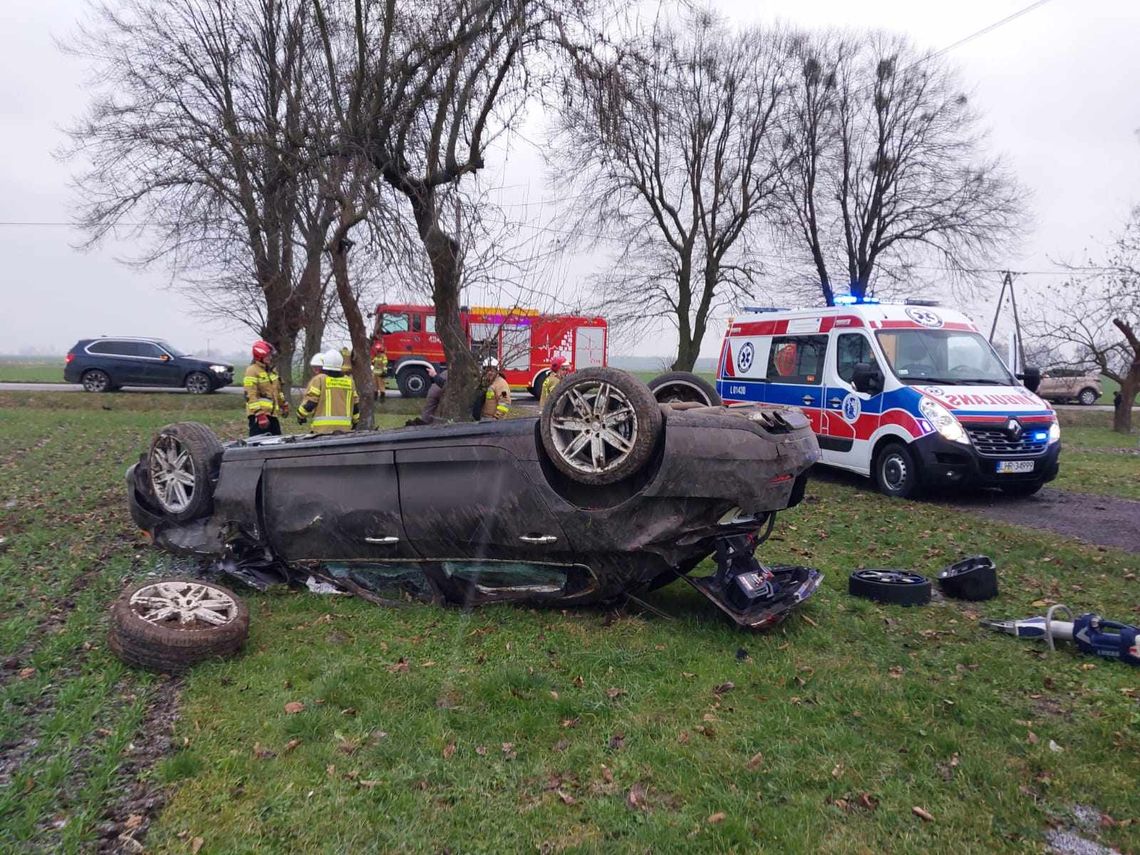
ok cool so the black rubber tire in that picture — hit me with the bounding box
[647,371,723,406]
[397,366,430,398]
[937,556,998,601]
[146,422,223,523]
[1077,387,1098,406]
[540,367,662,486]
[1000,480,1044,497]
[531,370,550,400]
[108,578,249,674]
[873,442,921,499]
[848,570,931,606]
[81,369,112,393]
[185,371,213,394]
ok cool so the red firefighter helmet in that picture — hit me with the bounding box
[251,340,276,363]
[551,356,568,371]
[370,339,386,357]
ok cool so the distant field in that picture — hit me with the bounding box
[0,358,64,383]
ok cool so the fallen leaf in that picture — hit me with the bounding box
[190,837,205,855]
[677,731,690,745]
[253,742,276,759]
[708,812,727,824]
[124,814,144,830]
[912,806,935,822]
[747,752,764,771]
[550,690,559,700]
[1027,731,1039,745]
[284,739,302,753]
[858,793,879,811]
[561,717,580,729]
[475,745,488,756]
[601,765,614,784]
[1080,663,1096,671]
[607,733,625,751]
[627,783,648,810]
[18,667,35,680]
[284,701,305,715]
[341,708,357,717]
[888,666,904,679]
[573,675,584,688]
[1048,740,1064,753]
[502,742,517,759]
[557,789,576,805]
[552,739,569,753]
[681,672,696,679]
[337,739,359,755]
[713,681,735,695]
[388,658,409,673]
[831,763,844,779]
[606,687,625,700]
[358,780,381,789]
[443,742,456,760]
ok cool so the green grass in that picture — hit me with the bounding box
[0,358,65,382]
[0,393,1137,853]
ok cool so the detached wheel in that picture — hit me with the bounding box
[873,442,921,498]
[81,369,112,393]
[108,578,249,674]
[848,570,931,606]
[397,366,430,398]
[147,422,223,523]
[937,556,998,601]
[185,371,213,394]
[647,371,722,406]
[1077,387,1098,406]
[540,367,662,486]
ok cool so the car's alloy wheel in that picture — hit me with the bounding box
[1078,388,1098,406]
[108,577,249,674]
[82,369,110,393]
[647,371,723,406]
[185,371,212,394]
[848,569,932,606]
[146,422,223,522]
[540,367,662,486]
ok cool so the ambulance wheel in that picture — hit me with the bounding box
[848,570,931,606]
[108,578,249,674]
[540,367,662,486]
[397,367,430,398]
[873,442,921,499]
[647,371,722,406]
[937,556,999,601]
[530,370,549,400]
[147,422,223,523]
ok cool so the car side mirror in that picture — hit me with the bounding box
[852,362,883,394]
[1018,366,1041,393]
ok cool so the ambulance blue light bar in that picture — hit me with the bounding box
[834,295,880,306]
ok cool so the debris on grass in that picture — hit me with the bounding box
[912,806,935,822]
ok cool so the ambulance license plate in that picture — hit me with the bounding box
[996,460,1035,474]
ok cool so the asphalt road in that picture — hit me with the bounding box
[0,382,403,397]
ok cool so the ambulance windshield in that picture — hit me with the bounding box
[875,329,1014,385]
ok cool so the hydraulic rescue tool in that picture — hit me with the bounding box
[981,605,1140,667]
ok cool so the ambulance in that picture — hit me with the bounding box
[715,299,1061,497]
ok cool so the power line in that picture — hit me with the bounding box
[923,0,1056,64]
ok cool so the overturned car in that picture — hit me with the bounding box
[126,368,823,632]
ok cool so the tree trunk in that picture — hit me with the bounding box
[408,187,479,420]
[329,237,377,430]
[1113,371,1138,434]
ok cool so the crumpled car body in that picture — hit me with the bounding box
[126,403,821,621]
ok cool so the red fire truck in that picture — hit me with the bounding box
[372,303,608,397]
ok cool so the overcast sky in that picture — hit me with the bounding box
[0,0,1137,359]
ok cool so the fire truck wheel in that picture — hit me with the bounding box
[647,371,722,406]
[108,578,249,674]
[147,422,223,523]
[936,556,999,601]
[540,367,662,486]
[848,570,931,606]
[397,367,431,398]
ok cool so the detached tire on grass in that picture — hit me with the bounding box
[108,578,249,674]
[848,570,931,606]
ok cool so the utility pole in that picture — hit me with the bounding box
[988,270,1025,373]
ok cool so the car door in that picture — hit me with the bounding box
[397,444,570,562]
[86,339,141,385]
[762,333,828,435]
[132,341,181,386]
[822,331,884,470]
[261,448,414,561]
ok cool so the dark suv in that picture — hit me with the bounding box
[65,337,233,394]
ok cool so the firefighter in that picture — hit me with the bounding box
[370,338,388,401]
[480,357,511,420]
[244,339,288,437]
[539,356,571,406]
[340,346,352,373]
[297,349,359,434]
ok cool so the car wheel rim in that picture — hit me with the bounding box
[656,382,709,404]
[150,435,197,513]
[1080,390,1095,404]
[188,374,209,393]
[855,570,925,585]
[882,454,907,490]
[85,373,107,392]
[550,380,638,474]
[129,581,237,627]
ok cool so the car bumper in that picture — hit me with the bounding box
[911,434,1060,489]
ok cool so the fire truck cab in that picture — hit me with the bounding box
[373,303,607,398]
[715,299,1061,498]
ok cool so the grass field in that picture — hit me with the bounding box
[0,392,1137,853]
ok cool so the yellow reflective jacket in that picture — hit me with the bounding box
[371,352,388,376]
[539,373,560,406]
[299,372,358,434]
[482,375,511,420]
[243,362,286,417]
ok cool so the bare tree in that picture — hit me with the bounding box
[549,13,790,370]
[775,31,1024,305]
[1028,211,1140,434]
[65,0,339,389]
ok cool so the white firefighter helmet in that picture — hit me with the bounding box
[322,349,344,372]
[481,356,499,370]
[309,352,324,369]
